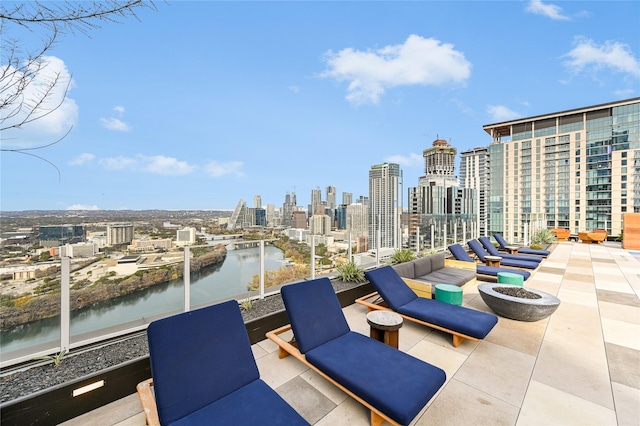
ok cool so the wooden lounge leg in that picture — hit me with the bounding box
[452,334,464,347]
[371,410,385,426]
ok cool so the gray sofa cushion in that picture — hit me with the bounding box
[392,262,415,279]
[413,257,432,277]
[420,268,476,287]
[431,253,445,270]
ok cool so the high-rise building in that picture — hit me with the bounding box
[106,223,134,246]
[254,195,262,209]
[483,97,639,240]
[176,227,196,245]
[342,192,353,205]
[38,225,85,247]
[309,214,331,235]
[227,199,246,230]
[421,139,458,187]
[368,163,401,250]
[460,147,488,236]
[282,192,297,227]
[291,210,307,229]
[347,203,369,238]
[326,185,337,210]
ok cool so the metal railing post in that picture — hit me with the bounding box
[61,257,70,352]
[184,247,190,312]
[259,240,265,299]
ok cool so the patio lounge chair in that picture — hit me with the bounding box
[493,233,550,257]
[139,300,309,426]
[467,239,540,270]
[479,237,543,263]
[448,244,531,281]
[357,266,498,347]
[267,277,446,426]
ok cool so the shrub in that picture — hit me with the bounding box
[336,261,365,283]
[390,249,416,264]
[529,243,544,250]
[531,229,556,245]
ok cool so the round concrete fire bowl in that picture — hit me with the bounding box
[477,284,561,322]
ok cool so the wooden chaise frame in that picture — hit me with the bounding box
[266,325,402,426]
[354,285,477,348]
[136,379,160,426]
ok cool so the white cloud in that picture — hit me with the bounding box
[320,34,471,105]
[289,85,301,93]
[526,0,569,20]
[69,153,95,166]
[563,37,640,78]
[205,160,245,177]
[100,117,132,132]
[487,105,521,122]
[97,154,196,175]
[0,56,78,148]
[385,153,423,167]
[139,155,197,176]
[99,156,137,170]
[67,204,99,210]
[100,105,131,131]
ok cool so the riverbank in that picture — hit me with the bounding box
[0,277,363,403]
[0,246,227,332]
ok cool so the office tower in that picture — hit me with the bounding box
[342,192,353,205]
[38,225,86,247]
[347,203,369,238]
[369,163,401,250]
[282,192,297,227]
[255,208,266,226]
[309,187,322,217]
[291,210,307,229]
[106,223,134,246]
[357,195,369,207]
[309,214,331,235]
[176,227,196,245]
[483,97,639,240]
[227,199,246,230]
[460,147,488,236]
[254,195,262,209]
[326,185,337,210]
[336,204,347,229]
[266,204,275,226]
[421,139,458,187]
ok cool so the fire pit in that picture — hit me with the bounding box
[477,284,561,321]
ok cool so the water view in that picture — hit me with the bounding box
[0,246,285,356]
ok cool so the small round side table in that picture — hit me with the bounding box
[366,311,403,349]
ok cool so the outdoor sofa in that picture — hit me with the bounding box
[389,252,476,299]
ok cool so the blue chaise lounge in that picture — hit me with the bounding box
[140,300,309,426]
[358,266,498,347]
[267,277,446,426]
[467,239,540,270]
[493,233,550,257]
[479,236,543,263]
[448,243,531,281]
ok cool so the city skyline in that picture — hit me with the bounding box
[1,1,639,211]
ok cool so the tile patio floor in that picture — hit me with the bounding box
[62,242,640,426]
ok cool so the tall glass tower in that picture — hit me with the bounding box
[368,163,401,250]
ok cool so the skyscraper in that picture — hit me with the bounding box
[254,195,262,209]
[342,192,353,205]
[369,163,401,250]
[483,97,639,240]
[460,147,488,236]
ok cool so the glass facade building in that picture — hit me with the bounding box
[483,98,639,240]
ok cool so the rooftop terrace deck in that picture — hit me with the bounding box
[62,242,640,426]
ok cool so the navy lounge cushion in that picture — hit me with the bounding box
[449,244,531,280]
[281,277,350,353]
[468,240,539,270]
[148,300,308,426]
[281,277,446,425]
[306,332,446,425]
[479,237,542,263]
[365,266,498,339]
[494,234,550,257]
[477,264,531,280]
[448,243,475,263]
[365,266,417,311]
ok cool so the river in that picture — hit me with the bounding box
[0,245,286,357]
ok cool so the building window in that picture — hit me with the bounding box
[575,134,581,142]
[622,183,627,189]
[622,159,627,165]
[622,206,627,212]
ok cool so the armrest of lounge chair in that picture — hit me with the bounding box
[136,378,160,426]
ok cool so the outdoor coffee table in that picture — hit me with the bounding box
[366,310,403,349]
[485,255,502,267]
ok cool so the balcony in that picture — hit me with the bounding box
[3,241,639,425]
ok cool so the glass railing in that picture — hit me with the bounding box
[0,241,335,368]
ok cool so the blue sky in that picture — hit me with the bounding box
[1,0,639,211]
